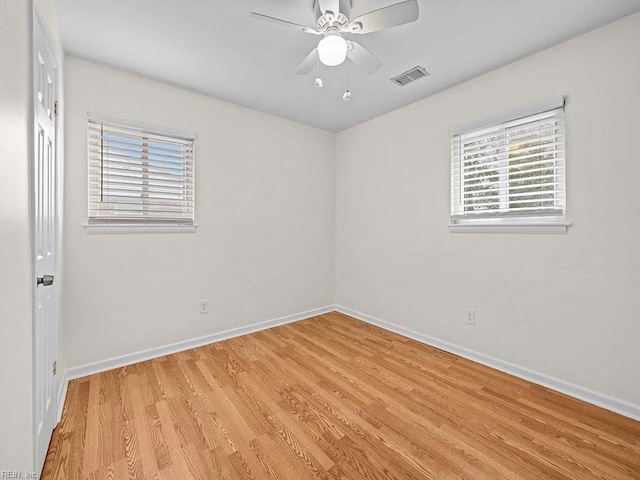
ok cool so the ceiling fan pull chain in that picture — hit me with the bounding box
[343,60,352,102]
[314,53,324,89]
[347,60,349,89]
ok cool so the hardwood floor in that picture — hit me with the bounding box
[42,312,640,479]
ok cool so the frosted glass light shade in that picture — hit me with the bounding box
[317,35,348,66]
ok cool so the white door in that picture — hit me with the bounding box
[33,15,59,474]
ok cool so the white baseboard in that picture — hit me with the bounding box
[56,371,68,423]
[336,305,640,422]
[63,305,335,384]
[56,303,640,424]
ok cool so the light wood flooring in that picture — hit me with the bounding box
[42,312,640,479]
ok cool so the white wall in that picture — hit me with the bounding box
[0,0,35,470]
[336,13,640,406]
[63,57,335,368]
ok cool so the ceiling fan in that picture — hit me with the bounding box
[250,0,419,75]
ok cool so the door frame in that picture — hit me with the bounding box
[30,3,62,472]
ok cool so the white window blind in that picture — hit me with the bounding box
[88,115,195,226]
[451,101,565,223]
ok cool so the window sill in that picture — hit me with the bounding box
[84,224,197,235]
[448,222,569,234]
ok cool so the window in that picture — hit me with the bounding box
[87,114,195,232]
[450,97,567,233]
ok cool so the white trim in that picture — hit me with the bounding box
[58,304,640,423]
[335,305,640,421]
[450,95,566,136]
[84,224,197,235]
[448,222,569,234]
[29,2,37,473]
[64,305,335,381]
[87,112,195,140]
[56,371,68,423]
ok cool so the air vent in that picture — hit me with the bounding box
[391,66,430,87]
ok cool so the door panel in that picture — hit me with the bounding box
[33,15,58,474]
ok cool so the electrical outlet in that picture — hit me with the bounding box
[466,308,475,325]
[200,300,209,315]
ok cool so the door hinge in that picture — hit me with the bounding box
[54,100,59,117]
[52,360,57,376]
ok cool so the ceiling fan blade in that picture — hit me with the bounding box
[348,0,419,34]
[317,0,341,16]
[346,41,382,74]
[250,12,320,35]
[295,48,319,75]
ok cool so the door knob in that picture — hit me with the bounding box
[37,274,54,287]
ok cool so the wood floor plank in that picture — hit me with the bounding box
[43,312,640,479]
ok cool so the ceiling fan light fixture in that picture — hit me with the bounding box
[317,34,347,66]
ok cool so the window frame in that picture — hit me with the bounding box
[449,97,569,234]
[85,113,196,234]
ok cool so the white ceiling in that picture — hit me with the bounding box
[56,0,640,132]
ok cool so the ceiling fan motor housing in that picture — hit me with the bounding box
[317,13,350,33]
[313,0,353,22]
